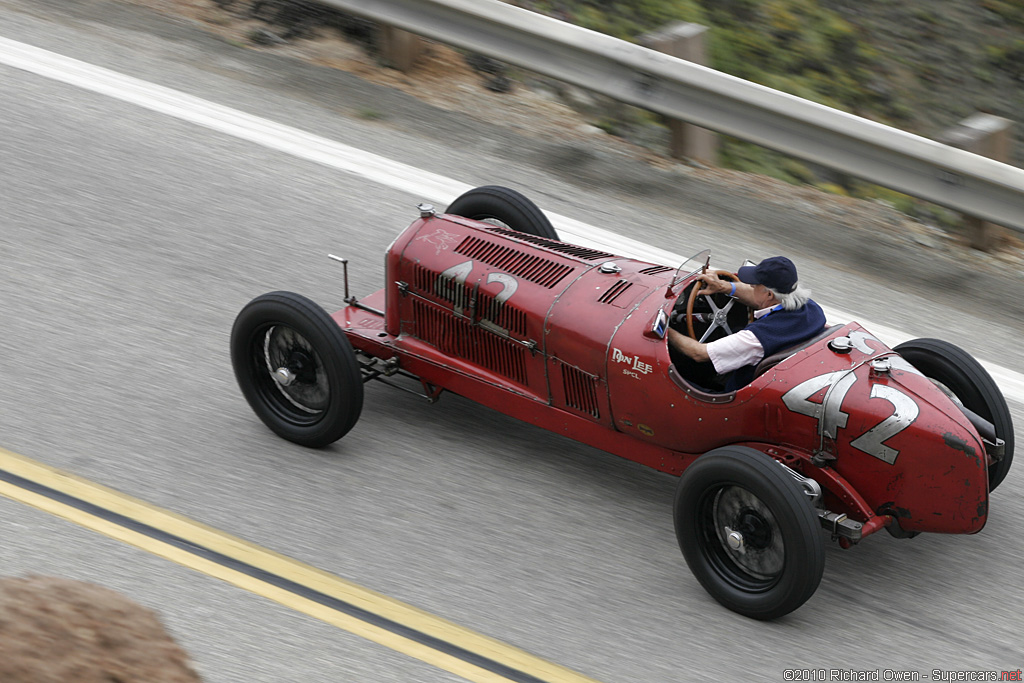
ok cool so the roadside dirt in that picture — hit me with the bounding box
[0,576,202,682]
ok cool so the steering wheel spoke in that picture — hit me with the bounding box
[698,308,735,342]
[684,270,753,344]
[698,321,735,343]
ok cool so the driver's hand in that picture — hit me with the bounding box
[697,273,732,295]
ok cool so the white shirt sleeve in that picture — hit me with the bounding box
[706,329,765,375]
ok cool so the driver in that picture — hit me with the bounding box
[668,256,826,390]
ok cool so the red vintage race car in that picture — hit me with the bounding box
[231,186,1014,619]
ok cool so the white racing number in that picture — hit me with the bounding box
[782,371,855,439]
[486,272,519,303]
[782,369,919,464]
[848,385,920,464]
[847,330,883,355]
[437,260,474,314]
[436,261,520,316]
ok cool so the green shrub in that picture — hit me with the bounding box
[987,40,1024,80]
[523,0,923,179]
[568,0,708,39]
[719,138,814,184]
[980,0,1024,27]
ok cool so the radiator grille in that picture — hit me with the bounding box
[559,362,600,418]
[411,300,527,384]
[455,236,574,288]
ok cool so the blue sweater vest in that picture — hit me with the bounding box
[725,299,826,390]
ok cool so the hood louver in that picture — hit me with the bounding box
[481,227,616,261]
[598,280,634,305]
[455,236,573,288]
[639,265,674,275]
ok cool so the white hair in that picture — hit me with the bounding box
[768,284,812,311]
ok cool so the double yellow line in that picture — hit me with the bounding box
[0,447,602,683]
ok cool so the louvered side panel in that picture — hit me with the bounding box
[409,262,472,310]
[477,291,527,336]
[560,363,600,418]
[410,300,528,385]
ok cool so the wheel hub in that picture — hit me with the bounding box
[736,509,773,550]
[273,349,317,387]
[261,326,330,414]
[724,526,744,551]
[710,486,785,581]
[273,367,297,386]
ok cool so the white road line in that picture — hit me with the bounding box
[2,36,1022,404]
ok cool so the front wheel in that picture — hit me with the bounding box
[674,447,825,620]
[231,291,363,448]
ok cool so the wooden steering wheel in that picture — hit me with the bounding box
[685,270,753,341]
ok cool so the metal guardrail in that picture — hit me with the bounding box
[321,0,1024,232]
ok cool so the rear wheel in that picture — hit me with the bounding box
[894,338,1013,492]
[674,447,824,620]
[231,291,363,448]
[446,185,559,240]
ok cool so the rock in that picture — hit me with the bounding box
[0,576,202,683]
[559,86,601,115]
[910,232,940,248]
[463,53,514,93]
[464,53,506,75]
[484,74,513,93]
[248,27,285,45]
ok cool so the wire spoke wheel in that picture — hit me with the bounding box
[675,446,824,619]
[265,325,330,414]
[231,291,363,448]
[705,486,785,585]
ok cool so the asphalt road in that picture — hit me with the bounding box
[1,1,1022,681]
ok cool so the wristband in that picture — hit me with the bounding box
[730,282,737,298]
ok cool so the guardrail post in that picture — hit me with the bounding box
[639,22,718,165]
[937,113,1015,251]
[379,26,427,72]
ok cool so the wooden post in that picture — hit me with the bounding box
[640,22,718,165]
[937,113,1014,251]
[379,26,426,72]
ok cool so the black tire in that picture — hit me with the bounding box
[446,186,559,240]
[231,291,363,448]
[674,446,825,620]
[894,338,1014,492]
